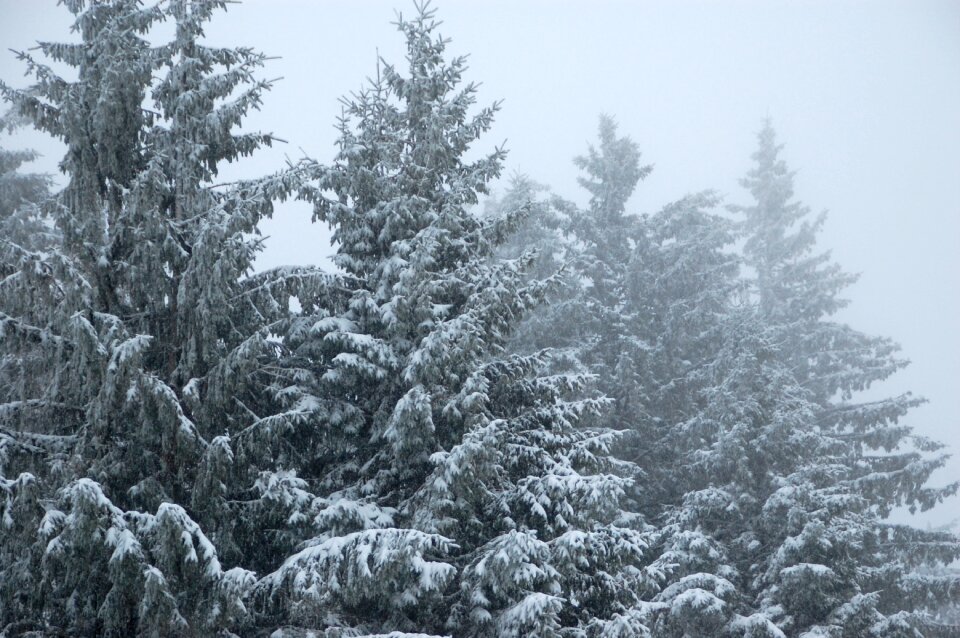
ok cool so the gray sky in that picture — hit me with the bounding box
[2,0,958,526]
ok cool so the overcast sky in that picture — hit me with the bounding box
[2,0,958,526]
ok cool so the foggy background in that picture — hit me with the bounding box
[2,0,957,527]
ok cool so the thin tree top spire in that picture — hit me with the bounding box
[742,117,797,211]
[574,113,652,219]
[735,117,858,323]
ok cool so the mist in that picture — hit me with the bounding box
[1,1,958,634]
[4,0,955,523]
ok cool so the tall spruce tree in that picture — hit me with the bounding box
[739,122,959,635]
[258,7,661,636]
[563,115,652,409]
[652,121,960,637]
[550,122,759,634]
[0,111,56,438]
[0,1,309,634]
[0,114,57,633]
[618,192,742,515]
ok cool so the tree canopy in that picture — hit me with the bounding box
[1,2,956,637]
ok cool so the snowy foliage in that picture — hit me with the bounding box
[0,1,307,634]
[252,6,659,635]
[1,2,956,637]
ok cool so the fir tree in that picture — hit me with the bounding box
[735,121,959,634]
[258,6,659,636]
[0,112,56,633]
[551,122,754,634]
[652,121,960,637]
[563,115,652,407]
[0,1,307,634]
[618,191,742,515]
[486,174,566,288]
[0,111,56,439]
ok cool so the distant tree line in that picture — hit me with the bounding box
[1,1,956,636]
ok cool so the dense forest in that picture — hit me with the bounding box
[0,1,957,636]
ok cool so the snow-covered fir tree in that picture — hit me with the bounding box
[616,191,742,516]
[740,122,959,636]
[651,121,960,637]
[0,112,52,253]
[560,115,652,408]
[0,113,57,633]
[525,114,731,517]
[1,1,955,635]
[486,174,566,287]
[0,1,309,634]
[0,111,56,431]
[257,6,662,636]
[538,121,760,635]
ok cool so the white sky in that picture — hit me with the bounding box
[1,0,958,527]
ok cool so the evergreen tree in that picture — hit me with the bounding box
[258,7,659,636]
[562,115,652,407]
[0,111,56,440]
[652,121,960,637]
[618,192,742,515]
[0,112,57,634]
[736,121,959,634]
[550,123,756,634]
[0,1,308,634]
[0,112,52,251]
